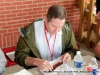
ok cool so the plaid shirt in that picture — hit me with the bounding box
[0,49,7,75]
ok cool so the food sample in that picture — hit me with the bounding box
[53,61,63,70]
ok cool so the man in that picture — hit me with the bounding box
[0,49,7,75]
[94,0,100,61]
[96,0,100,19]
[14,5,78,71]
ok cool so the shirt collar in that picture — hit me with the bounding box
[57,30,62,34]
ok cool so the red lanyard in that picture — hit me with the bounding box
[44,21,57,60]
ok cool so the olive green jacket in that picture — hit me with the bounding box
[14,18,78,69]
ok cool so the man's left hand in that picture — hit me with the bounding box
[60,53,71,63]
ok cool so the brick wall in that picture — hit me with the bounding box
[0,0,80,48]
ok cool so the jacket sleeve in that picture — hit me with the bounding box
[67,31,79,59]
[14,36,36,69]
[62,22,79,59]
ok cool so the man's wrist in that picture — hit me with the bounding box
[25,57,37,66]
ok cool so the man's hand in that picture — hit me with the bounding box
[96,11,100,19]
[34,58,53,72]
[25,57,53,72]
[60,53,71,63]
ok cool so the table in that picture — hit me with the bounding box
[8,55,100,75]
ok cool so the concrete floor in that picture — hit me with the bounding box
[79,42,94,56]
[3,42,95,75]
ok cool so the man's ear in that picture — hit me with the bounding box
[45,17,48,23]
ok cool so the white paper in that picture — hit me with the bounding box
[49,57,61,65]
[6,51,15,61]
[43,63,75,75]
[42,57,75,75]
[12,69,33,75]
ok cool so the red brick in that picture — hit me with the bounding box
[12,2,23,5]
[0,37,2,48]
[13,35,18,45]
[0,11,11,15]
[8,28,18,32]
[6,36,11,47]
[0,22,6,26]
[29,19,35,22]
[17,13,27,16]
[23,15,32,19]
[48,2,56,6]
[17,5,27,9]
[2,26,13,29]
[18,19,29,23]
[17,35,20,39]
[16,0,24,1]
[7,21,17,25]
[43,13,46,16]
[0,18,12,22]
[0,7,5,11]
[71,3,76,7]
[67,13,74,16]
[5,0,15,2]
[70,19,75,23]
[33,7,42,11]
[37,10,47,14]
[34,0,43,1]
[27,4,38,8]
[43,6,49,10]
[74,19,80,23]
[23,8,32,12]
[5,6,16,10]
[12,9,22,13]
[23,1,33,4]
[72,9,79,12]
[3,37,6,47]
[0,3,11,7]
[63,4,71,7]
[75,12,80,15]
[72,15,80,19]
[13,24,23,28]
[6,14,17,18]
[0,15,5,18]
[0,34,3,37]
[0,30,7,33]
[3,33,13,36]
[66,7,74,10]
[14,32,20,35]
[12,17,22,21]
[56,1,66,5]
[10,35,14,46]
[28,11,37,15]
[73,22,79,25]
[38,3,47,7]
[33,14,42,18]
[33,0,43,3]
[43,0,52,2]
[0,0,4,3]
[66,18,70,21]
[66,0,76,3]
